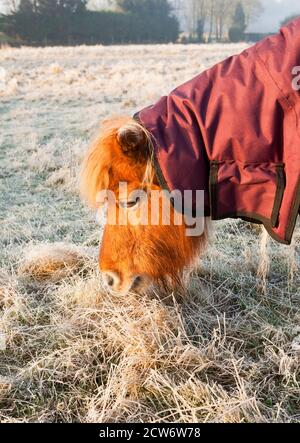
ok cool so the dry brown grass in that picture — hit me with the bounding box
[1,234,299,423]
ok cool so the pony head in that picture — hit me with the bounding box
[80,117,209,296]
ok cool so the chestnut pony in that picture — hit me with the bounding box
[80,117,210,295]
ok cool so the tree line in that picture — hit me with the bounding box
[2,0,295,46]
[0,0,179,45]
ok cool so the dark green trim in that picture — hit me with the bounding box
[285,176,300,243]
[271,165,286,228]
[152,148,172,194]
[134,112,176,195]
[213,212,291,245]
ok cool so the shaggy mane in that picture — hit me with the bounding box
[80,116,154,207]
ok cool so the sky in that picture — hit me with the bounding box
[247,0,299,32]
[0,0,299,33]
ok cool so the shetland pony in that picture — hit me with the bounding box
[80,118,210,295]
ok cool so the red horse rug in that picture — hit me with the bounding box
[135,18,300,245]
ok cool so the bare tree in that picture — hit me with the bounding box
[215,0,241,41]
[242,0,263,26]
[178,0,262,42]
[179,0,209,40]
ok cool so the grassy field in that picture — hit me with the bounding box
[0,43,299,423]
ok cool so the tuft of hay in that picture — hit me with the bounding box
[18,243,94,282]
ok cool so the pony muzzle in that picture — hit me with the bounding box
[102,271,144,295]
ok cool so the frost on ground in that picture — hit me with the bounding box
[0,44,299,423]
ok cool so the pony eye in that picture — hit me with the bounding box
[119,197,140,209]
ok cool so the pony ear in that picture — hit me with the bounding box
[117,123,149,159]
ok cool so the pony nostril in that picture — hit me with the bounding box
[103,272,120,290]
[106,275,114,287]
[131,276,143,291]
